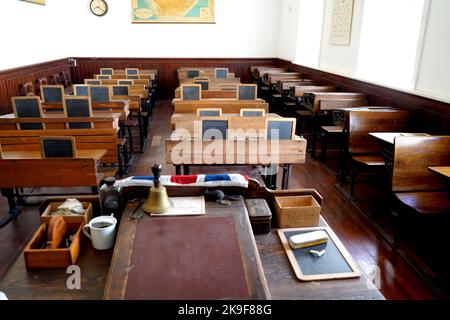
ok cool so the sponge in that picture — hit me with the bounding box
[289,230,329,249]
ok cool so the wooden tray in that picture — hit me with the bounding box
[278,226,360,281]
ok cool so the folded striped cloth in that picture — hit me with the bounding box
[114,174,249,189]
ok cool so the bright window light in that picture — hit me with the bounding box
[295,0,325,68]
[356,0,426,89]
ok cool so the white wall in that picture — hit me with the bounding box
[277,0,299,61]
[0,0,281,71]
[415,0,450,101]
[318,0,364,75]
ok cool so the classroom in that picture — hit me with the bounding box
[0,0,449,306]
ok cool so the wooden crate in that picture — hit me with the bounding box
[24,221,84,270]
[274,196,320,228]
[41,201,92,224]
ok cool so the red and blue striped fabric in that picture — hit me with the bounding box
[114,174,249,189]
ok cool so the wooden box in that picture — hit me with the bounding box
[41,201,92,224]
[274,196,320,228]
[24,221,84,270]
[245,199,272,234]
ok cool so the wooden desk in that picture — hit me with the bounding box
[429,166,450,199]
[2,149,107,161]
[369,132,430,145]
[0,113,121,130]
[0,181,384,300]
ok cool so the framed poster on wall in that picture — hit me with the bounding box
[329,0,354,46]
[132,0,215,24]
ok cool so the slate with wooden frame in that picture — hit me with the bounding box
[215,68,228,79]
[100,68,114,75]
[194,79,210,91]
[240,108,265,117]
[89,85,112,103]
[39,136,77,159]
[238,84,257,100]
[63,96,94,129]
[84,79,101,85]
[96,75,111,80]
[112,85,129,96]
[266,118,296,140]
[181,84,202,101]
[187,70,200,78]
[278,226,360,281]
[201,118,228,140]
[196,108,222,117]
[11,96,45,130]
[126,68,139,75]
[73,85,89,96]
[41,85,64,103]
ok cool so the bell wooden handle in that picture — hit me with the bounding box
[152,163,162,188]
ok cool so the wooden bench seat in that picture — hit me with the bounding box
[173,99,269,114]
[394,192,450,215]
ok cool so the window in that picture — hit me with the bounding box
[356,0,426,89]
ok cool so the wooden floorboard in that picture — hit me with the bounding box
[0,100,440,299]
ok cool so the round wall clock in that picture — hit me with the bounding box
[90,0,108,17]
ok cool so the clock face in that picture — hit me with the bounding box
[90,0,108,17]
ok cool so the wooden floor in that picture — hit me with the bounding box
[0,100,440,299]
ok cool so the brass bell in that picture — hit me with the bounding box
[143,163,173,214]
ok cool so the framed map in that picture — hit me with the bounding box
[329,0,354,46]
[132,0,215,23]
[19,0,45,4]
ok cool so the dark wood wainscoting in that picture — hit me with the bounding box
[71,58,277,99]
[0,59,70,115]
[276,59,450,134]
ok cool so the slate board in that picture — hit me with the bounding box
[239,85,256,100]
[41,138,75,158]
[278,227,360,281]
[42,87,63,103]
[202,120,228,139]
[267,120,293,140]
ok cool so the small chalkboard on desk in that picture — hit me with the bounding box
[100,68,114,75]
[127,75,139,80]
[89,86,111,103]
[240,108,265,117]
[41,85,64,103]
[215,68,228,79]
[84,79,101,85]
[96,75,111,80]
[202,119,228,140]
[187,70,200,78]
[40,136,76,159]
[112,85,129,96]
[238,84,257,100]
[194,79,209,91]
[63,96,93,129]
[278,227,360,281]
[181,84,201,101]
[266,118,295,140]
[73,85,89,96]
[197,108,222,117]
[11,96,44,130]
[118,80,133,86]
[126,68,139,75]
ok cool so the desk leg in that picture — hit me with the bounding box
[0,188,21,229]
[281,164,291,190]
[310,113,318,159]
[175,165,181,175]
[183,165,190,175]
[138,112,144,153]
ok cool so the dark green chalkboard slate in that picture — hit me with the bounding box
[241,110,264,117]
[215,69,228,78]
[100,69,113,75]
[278,227,360,281]
[97,75,110,80]
[202,120,228,140]
[118,80,133,85]
[86,80,101,85]
[13,98,43,130]
[198,110,221,116]
[112,86,129,96]
[187,70,200,78]
[41,138,75,158]
[65,98,92,129]
[127,75,139,80]
[42,87,63,103]
[74,85,89,96]
[182,86,200,101]
[126,69,139,75]
[267,120,293,140]
[238,86,256,100]
[194,80,209,91]
[90,87,110,103]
